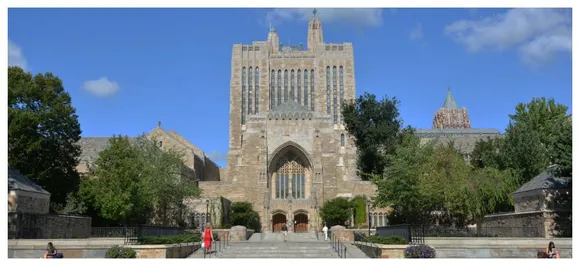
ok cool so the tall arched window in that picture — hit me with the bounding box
[248,67,253,115]
[290,70,295,100]
[379,214,384,227]
[283,70,289,102]
[304,69,309,108]
[277,70,282,106]
[340,134,345,147]
[270,70,275,110]
[326,66,331,115]
[332,66,337,124]
[373,213,378,228]
[241,67,246,125]
[297,70,302,104]
[255,67,260,114]
[339,66,344,124]
[310,69,315,111]
[274,151,306,199]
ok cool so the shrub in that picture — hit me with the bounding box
[364,235,408,245]
[404,244,436,258]
[140,233,201,244]
[105,246,136,258]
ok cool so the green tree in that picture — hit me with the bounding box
[8,66,82,208]
[79,135,151,224]
[470,137,504,169]
[420,143,473,226]
[466,167,519,224]
[228,202,261,231]
[342,92,403,178]
[373,129,434,224]
[319,197,354,227]
[502,97,571,184]
[136,137,200,226]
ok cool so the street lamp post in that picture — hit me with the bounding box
[205,199,210,226]
[366,199,371,237]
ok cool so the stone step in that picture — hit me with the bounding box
[224,249,335,254]
[219,253,339,258]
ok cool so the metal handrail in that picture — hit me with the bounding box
[354,237,380,258]
[331,234,347,258]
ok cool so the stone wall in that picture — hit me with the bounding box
[8,190,50,214]
[8,212,92,239]
[482,211,545,237]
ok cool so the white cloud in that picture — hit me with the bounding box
[8,40,28,70]
[266,8,383,27]
[81,77,120,98]
[410,22,423,40]
[444,8,571,66]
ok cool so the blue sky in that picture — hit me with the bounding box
[8,8,572,167]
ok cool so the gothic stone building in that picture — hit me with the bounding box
[77,12,500,233]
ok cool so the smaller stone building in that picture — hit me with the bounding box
[483,169,572,238]
[8,167,51,214]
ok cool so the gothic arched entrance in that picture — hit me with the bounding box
[271,151,308,200]
[294,212,308,232]
[272,213,287,232]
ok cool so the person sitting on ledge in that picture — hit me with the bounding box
[546,241,560,258]
[43,242,57,258]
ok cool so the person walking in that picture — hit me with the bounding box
[203,223,215,255]
[281,222,288,243]
[322,224,329,241]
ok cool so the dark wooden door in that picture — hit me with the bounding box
[272,213,286,232]
[294,213,308,232]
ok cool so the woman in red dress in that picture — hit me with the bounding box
[203,223,214,254]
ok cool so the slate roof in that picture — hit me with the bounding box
[77,137,138,165]
[8,167,51,195]
[513,170,571,194]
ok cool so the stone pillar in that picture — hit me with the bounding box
[229,225,248,242]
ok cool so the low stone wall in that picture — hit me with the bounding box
[227,225,255,241]
[354,243,406,258]
[8,212,92,239]
[8,239,200,258]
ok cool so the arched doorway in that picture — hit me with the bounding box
[294,213,308,232]
[272,213,287,232]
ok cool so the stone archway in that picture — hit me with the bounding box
[272,213,287,232]
[268,143,312,201]
[294,212,309,233]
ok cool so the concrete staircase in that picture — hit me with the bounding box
[188,232,369,259]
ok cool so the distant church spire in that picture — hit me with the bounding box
[442,87,458,109]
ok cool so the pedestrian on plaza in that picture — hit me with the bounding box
[203,223,215,254]
[43,242,62,258]
[546,241,560,258]
[281,222,288,243]
[322,224,329,241]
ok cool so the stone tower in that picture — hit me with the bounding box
[432,88,472,129]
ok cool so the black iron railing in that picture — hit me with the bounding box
[331,234,347,258]
[91,225,185,244]
[375,224,425,244]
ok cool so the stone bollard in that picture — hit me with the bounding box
[229,225,247,242]
[329,225,353,242]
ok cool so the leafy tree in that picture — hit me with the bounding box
[470,137,504,169]
[342,92,403,178]
[61,192,87,215]
[8,66,82,208]
[466,167,519,224]
[502,97,571,183]
[79,135,151,224]
[373,129,434,224]
[420,142,473,226]
[319,197,354,227]
[228,202,261,231]
[136,137,200,225]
